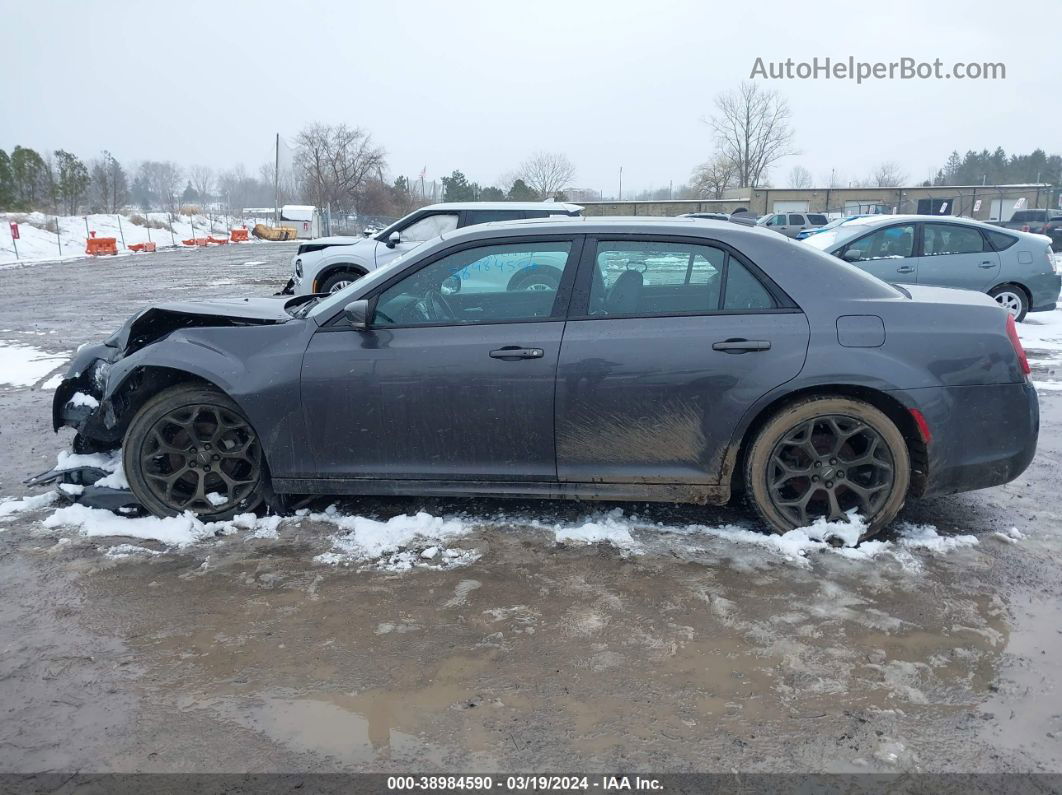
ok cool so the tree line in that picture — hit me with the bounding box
[0,125,579,221]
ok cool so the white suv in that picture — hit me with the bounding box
[282,202,583,295]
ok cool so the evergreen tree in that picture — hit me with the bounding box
[0,149,13,208]
[506,178,536,201]
[54,150,89,215]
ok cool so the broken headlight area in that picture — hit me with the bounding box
[24,452,144,516]
[53,355,118,444]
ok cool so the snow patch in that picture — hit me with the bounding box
[0,491,59,522]
[0,343,67,387]
[312,508,478,570]
[66,391,100,409]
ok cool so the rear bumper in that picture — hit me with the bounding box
[897,382,1038,498]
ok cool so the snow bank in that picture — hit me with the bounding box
[0,342,67,387]
[0,211,267,268]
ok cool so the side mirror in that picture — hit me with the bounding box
[343,299,370,330]
[441,275,462,296]
[362,229,372,237]
[386,231,401,249]
[842,249,862,262]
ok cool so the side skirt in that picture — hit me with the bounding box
[271,478,730,506]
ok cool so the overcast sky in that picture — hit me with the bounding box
[1,0,1056,195]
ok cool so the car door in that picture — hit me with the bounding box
[555,236,810,485]
[301,236,582,480]
[917,222,1000,291]
[837,223,919,284]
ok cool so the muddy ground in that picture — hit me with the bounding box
[0,243,1060,774]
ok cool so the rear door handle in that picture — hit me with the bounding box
[489,346,544,360]
[712,339,771,353]
[896,265,916,274]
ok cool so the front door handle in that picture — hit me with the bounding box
[896,265,916,274]
[978,261,995,268]
[712,339,771,354]
[489,346,544,360]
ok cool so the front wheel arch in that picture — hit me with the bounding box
[315,264,368,293]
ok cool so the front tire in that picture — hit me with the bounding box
[319,269,363,294]
[744,397,910,540]
[124,385,266,520]
[989,285,1029,322]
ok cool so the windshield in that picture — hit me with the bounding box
[803,226,861,251]
[307,244,427,320]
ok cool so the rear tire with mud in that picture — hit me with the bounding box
[124,385,266,521]
[743,396,910,540]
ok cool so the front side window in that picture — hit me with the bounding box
[373,241,572,327]
[587,241,775,317]
[397,212,459,243]
[844,225,915,261]
[922,223,985,256]
[767,214,787,227]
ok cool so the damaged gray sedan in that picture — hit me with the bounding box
[50,218,1039,539]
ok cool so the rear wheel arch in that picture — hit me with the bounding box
[988,282,1030,321]
[728,384,927,499]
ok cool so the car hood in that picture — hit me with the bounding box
[105,297,298,356]
[311,235,365,247]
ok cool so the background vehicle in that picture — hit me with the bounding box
[804,215,1060,320]
[283,202,582,295]
[680,212,758,227]
[990,209,1062,252]
[53,218,1037,541]
[757,212,830,237]
[795,214,873,240]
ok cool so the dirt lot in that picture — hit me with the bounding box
[0,243,1061,774]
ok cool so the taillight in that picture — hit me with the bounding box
[1005,313,1031,377]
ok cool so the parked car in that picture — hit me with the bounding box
[52,218,1038,541]
[680,212,758,227]
[281,202,583,295]
[757,212,830,238]
[795,215,874,240]
[804,215,1060,321]
[990,209,1062,252]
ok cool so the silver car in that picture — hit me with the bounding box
[757,211,830,238]
[804,215,1060,320]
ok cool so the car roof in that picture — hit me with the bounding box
[438,215,781,242]
[419,201,583,212]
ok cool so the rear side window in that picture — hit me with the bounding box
[463,210,522,225]
[788,214,806,225]
[807,214,828,225]
[587,241,776,317]
[986,230,1018,251]
[922,224,985,256]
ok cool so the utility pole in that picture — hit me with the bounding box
[273,132,280,228]
[618,167,623,201]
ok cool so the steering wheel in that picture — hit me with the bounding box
[415,289,456,322]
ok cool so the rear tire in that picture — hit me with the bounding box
[743,396,910,540]
[124,385,266,520]
[319,269,363,294]
[989,284,1029,322]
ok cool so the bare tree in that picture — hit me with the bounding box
[90,151,128,212]
[518,152,575,200]
[189,165,215,205]
[708,82,796,188]
[787,165,813,189]
[138,161,181,214]
[690,154,738,199]
[295,122,386,213]
[871,161,907,187]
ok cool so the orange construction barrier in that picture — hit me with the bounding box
[85,237,118,256]
[182,237,210,246]
[230,228,249,242]
[128,242,157,253]
[208,236,229,245]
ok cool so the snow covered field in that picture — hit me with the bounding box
[0,210,270,267]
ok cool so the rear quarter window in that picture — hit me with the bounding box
[987,230,1018,251]
[807,214,828,225]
